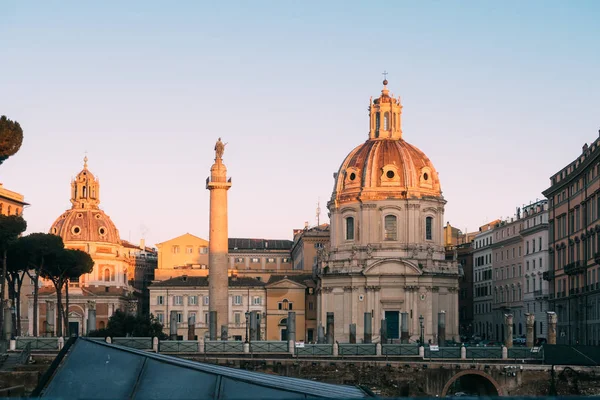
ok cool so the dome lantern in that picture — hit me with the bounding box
[369,78,403,140]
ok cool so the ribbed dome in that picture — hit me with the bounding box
[50,209,121,244]
[331,138,442,205]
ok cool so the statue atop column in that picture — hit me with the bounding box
[214,137,227,161]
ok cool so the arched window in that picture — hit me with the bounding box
[99,321,105,329]
[7,205,11,215]
[425,217,433,240]
[82,186,87,198]
[104,269,110,281]
[345,217,355,241]
[384,215,397,241]
[375,113,380,137]
[279,318,287,326]
[384,112,389,130]
[0,203,3,214]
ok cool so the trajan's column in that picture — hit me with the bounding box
[206,138,232,339]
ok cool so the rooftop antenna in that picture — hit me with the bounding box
[316,198,321,226]
[140,224,149,239]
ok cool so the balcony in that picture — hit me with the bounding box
[534,289,544,298]
[564,261,583,275]
[543,270,554,281]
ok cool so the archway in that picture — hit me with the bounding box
[441,370,502,397]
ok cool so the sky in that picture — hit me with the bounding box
[1,1,599,247]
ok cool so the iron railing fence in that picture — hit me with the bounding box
[382,344,420,356]
[204,341,244,353]
[466,346,503,359]
[112,337,153,350]
[250,341,288,353]
[295,344,333,356]
[159,340,199,353]
[424,346,461,359]
[338,344,377,356]
[15,337,59,350]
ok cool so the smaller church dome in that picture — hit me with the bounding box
[49,156,121,245]
[50,209,121,244]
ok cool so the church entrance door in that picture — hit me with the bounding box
[385,311,400,340]
[281,328,288,341]
[69,322,79,337]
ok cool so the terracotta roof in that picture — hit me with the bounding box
[37,286,131,297]
[228,238,293,252]
[151,276,265,288]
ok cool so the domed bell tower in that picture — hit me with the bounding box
[70,156,100,209]
[369,79,403,140]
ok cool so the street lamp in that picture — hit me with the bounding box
[245,311,250,343]
[419,314,424,345]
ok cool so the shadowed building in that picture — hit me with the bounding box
[319,79,460,343]
[543,134,600,345]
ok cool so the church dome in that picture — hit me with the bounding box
[50,209,121,244]
[331,80,442,206]
[49,156,121,245]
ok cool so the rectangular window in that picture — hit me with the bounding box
[425,217,433,240]
[156,312,164,324]
[204,312,209,324]
[174,296,183,305]
[384,215,398,240]
[281,258,290,263]
[189,311,196,323]
[199,247,208,254]
[308,302,314,310]
[203,296,209,306]
[189,296,197,305]
[266,258,275,263]
[253,296,262,305]
[186,246,193,254]
[233,295,242,305]
[157,295,164,305]
[177,312,183,323]
[172,245,180,254]
[234,313,241,325]
[539,237,542,251]
[346,217,355,240]
[235,257,244,263]
[251,258,260,263]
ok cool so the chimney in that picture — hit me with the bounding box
[140,238,146,250]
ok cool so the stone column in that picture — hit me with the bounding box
[438,311,446,346]
[209,311,217,340]
[504,314,513,348]
[317,324,325,344]
[3,306,12,341]
[349,324,356,344]
[363,313,372,344]
[525,313,535,347]
[547,311,557,345]
[46,301,55,337]
[287,311,296,343]
[87,307,96,335]
[401,312,409,344]
[380,319,388,344]
[206,145,232,335]
[326,312,334,344]
[169,311,178,340]
[250,311,259,341]
[188,314,196,340]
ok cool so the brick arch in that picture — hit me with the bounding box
[440,370,503,397]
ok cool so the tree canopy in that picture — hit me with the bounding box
[0,115,24,166]
[89,310,167,339]
[0,215,27,252]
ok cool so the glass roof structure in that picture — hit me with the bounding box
[36,338,372,399]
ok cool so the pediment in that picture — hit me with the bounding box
[363,259,422,276]
[266,279,307,289]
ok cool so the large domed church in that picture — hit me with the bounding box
[318,79,459,344]
[32,157,137,336]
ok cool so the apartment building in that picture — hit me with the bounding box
[543,135,600,345]
[491,218,524,341]
[472,222,496,340]
[521,200,550,341]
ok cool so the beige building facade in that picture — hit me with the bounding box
[319,80,460,344]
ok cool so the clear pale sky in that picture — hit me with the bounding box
[1,1,599,247]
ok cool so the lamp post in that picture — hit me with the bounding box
[419,314,424,345]
[245,311,250,343]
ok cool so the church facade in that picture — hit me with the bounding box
[318,80,460,344]
[31,157,137,336]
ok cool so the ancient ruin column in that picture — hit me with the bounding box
[206,138,232,339]
[326,312,334,344]
[349,324,356,344]
[401,312,409,344]
[46,301,55,337]
[287,311,296,342]
[209,311,217,340]
[438,311,446,346]
[504,314,513,348]
[380,319,388,344]
[317,324,325,344]
[188,314,196,340]
[525,313,535,347]
[364,313,372,344]
[170,311,178,340]
[87,302,96,335]
[547,311,557,345]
